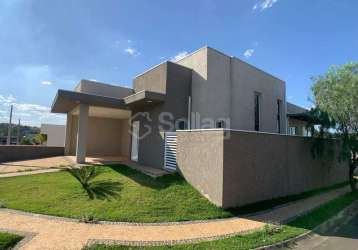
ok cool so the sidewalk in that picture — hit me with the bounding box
[0,186,350,250]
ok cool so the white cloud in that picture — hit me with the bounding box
[41,80,52,85]
[243,49,255,58]
[124,47,140,57]
[171,51,189,62]
[253,0,278,11]
[0,94,16,106]
[0,94,65,126]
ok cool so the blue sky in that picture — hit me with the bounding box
[0,0,357,126]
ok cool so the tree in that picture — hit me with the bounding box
[311,62,358,191]
[20,136,34,145]
[34,133,47,145]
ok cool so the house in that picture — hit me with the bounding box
[40,124,66,147]
[51,46,347,208]
[51,46,307,167]
[286,102,310,136]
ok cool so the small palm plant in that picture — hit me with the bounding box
[67,166,122,200]
[67,166,100,198]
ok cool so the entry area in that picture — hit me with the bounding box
[65,105,132,163]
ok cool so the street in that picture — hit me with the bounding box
[286,213,358,250]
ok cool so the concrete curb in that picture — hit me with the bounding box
[0,228,37,250]
[253,199,358,250]
[85,228,259,248]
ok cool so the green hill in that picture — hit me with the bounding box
[0,123,40,138]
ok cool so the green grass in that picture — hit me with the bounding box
[227,181,348,215]
[0,165,229,222]
[85,191,358,250]
[0,165,350,223]
[0,232,23,250]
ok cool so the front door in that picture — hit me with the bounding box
[131,121,140,162]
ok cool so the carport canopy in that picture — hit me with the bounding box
[51,89,129,114]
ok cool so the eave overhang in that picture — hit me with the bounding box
[51,89,129,113]
[124,90,165,108]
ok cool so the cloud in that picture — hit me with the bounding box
[41,80,52,85]
[124,47,140,57]
[0,94,65,126]
[253,0,278,11]
[171,51,189,62]
[243,49,255,58]
[0,94,16,106]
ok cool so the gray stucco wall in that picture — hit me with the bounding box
[134,64,167,94]
[176,130,347,208]
[0,145,64,163]
[176,47,286,133]
[75,80,133,99]
[230,58,286,133]
[131,62,192,168]
[176,130,225,206]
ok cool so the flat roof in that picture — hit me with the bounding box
[51,89,129,113]
[124,90,166,107]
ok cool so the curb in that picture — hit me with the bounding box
[0,228,37,250]
[253,199,358,250]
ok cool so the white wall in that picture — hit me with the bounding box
[41,124,66,147]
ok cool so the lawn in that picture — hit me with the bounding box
[0,165,230,222]
[85,191,358,250]
[0,232,23,250]
[0,165,349,223]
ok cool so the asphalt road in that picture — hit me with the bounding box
[285,213,358,250]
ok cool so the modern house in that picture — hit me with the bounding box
[40,124,66,147]
[52,46,308,167]
[51,46,347,208]
[287,102,310,136]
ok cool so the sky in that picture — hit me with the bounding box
[0,0,357,126]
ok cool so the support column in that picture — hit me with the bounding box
[76,104,89,163]
[64,113,73,155]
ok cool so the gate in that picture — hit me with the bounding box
[164,132,177,171]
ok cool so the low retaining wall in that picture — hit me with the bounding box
[176,130,347,208]
[0,145,64,163]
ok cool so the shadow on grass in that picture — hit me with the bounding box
[67,166,122,200]
[108,165,185,190]
[85,180,123,200]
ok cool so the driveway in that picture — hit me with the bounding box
[0,156,73,174]
[285,213,358,250]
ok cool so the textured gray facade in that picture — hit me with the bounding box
[177,130,347,208]
[177,47,286,133]
[131,61,192,168]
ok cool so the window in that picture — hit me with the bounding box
[254,92,261,131]
[289,127,297,135]
[216,120,226,128]
[277,99,282,133]
[176,120,187,130]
